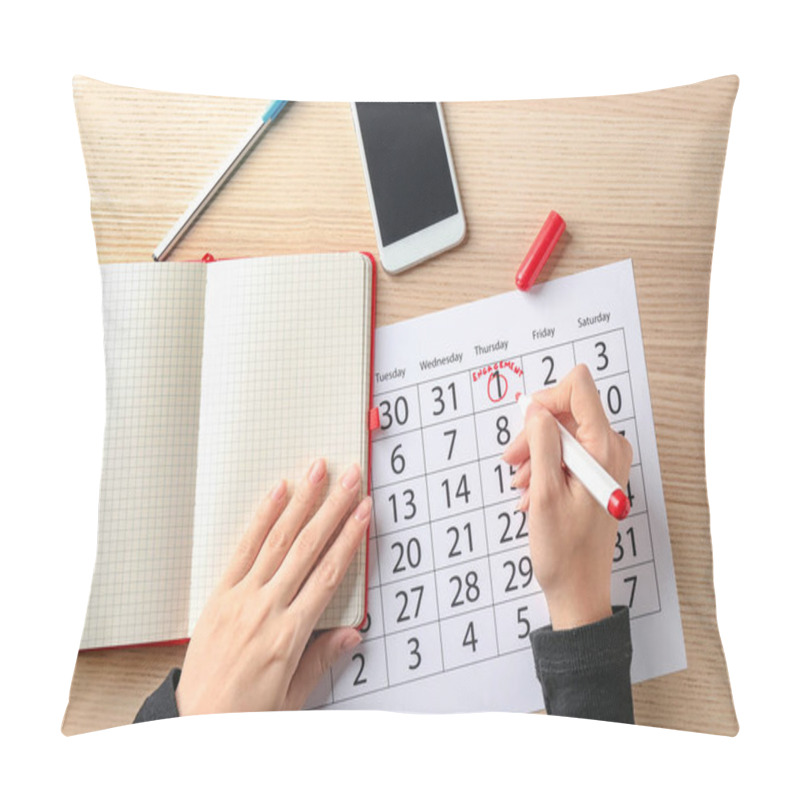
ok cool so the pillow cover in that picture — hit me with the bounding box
[64,75,739,735]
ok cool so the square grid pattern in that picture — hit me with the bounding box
[82,254,372,649]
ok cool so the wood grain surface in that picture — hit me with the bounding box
[63,75,739,736]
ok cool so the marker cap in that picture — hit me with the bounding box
[607,488,631,521]
[514,210,566,291]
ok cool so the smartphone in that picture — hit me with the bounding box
[351,102,466,274]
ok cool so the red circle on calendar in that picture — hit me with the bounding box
[487,370,508,403]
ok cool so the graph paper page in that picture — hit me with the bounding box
[189,253,372,631]
[81,262,206,649]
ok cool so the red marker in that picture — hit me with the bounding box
[517,392,630,520]
[515,210,566,291]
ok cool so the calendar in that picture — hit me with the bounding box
[307,259,686,712]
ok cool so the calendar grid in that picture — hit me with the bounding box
[470,389,502,657]
[324,639,544,706]
[415,382,449,673]
[348,337,656,692]
[314,262,685,711]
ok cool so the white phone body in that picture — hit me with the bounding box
[351,102,466,274]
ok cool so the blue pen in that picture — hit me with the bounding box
[154,100,290,260]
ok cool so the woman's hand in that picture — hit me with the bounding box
[503,365,632,630]
[175,458,370,715]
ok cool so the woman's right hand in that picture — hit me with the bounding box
[502,365,633,630]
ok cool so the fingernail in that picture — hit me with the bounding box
[307,458,326,484]
[270,479,287,500]
[516,489,529,511]
[341,462,361,490]
[354,496,372,521]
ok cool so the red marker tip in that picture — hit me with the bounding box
[607,489,630,520]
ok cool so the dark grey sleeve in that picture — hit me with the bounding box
[530,605,634,724]
[133,668,182,723]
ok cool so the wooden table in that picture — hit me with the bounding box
[63,75,739,735]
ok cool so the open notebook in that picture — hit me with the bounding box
[81,252,375,650]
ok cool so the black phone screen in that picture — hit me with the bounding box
[355,102,459,246]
